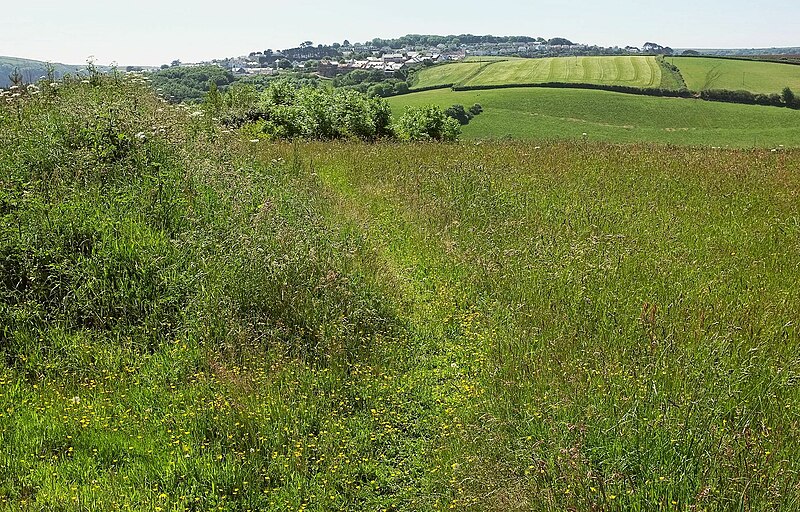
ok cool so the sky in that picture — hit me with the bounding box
[2,0,799,66]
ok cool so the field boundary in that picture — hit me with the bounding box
[407,83,456,93]
[446,82,800,109]
[452,81,693,97]
[676,53,800,67]
[657,56,688,90]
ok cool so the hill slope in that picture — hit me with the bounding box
[388,87,800,147]
[0,56,86,87]
[413,56,679,90]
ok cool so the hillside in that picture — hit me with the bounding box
[411,55,800,97]
[388,87,800,147]
[412,56,679,90]
[0,56,85,87]
[2,75,800,511]
[670,56,800,94]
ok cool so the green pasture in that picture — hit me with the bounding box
[463,56,664,88]
[671,56,800,94]
[388,87,800,147]
[411,62,487,89]
[413,56,671,89]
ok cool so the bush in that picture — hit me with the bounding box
[782,87,798,108]
[469,103,483,115]
[395,106,461,141]
[444,104,474,125]
[251,84,393,140]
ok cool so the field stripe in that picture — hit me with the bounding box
[431,56,668,89]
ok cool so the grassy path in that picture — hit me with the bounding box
[310,153,492,509]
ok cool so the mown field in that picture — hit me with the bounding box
[411,62,488,88]
[414,56,671,89]
[671,56,800,94]
[388,87,800,147]
[2,78,800,511]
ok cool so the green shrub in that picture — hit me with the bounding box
[395,105,461,141]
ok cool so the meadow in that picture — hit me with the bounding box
[412,56,680,90]
[412,55,800,96]
[388,87,800,147]
[670,56,800,94]
[2,77,800,511]
[461,56,665,88]
[411,62,488,89]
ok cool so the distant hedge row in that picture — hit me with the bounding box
[452,82,694,98]
[407,84,456,94]
[700,88,800,108]
[446,82,800,109]
[677,54,800,67]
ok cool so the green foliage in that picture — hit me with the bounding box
[547,37,574,46]
[782,86,797,106]
[395,105,461,141]
[444,104,473,125]
[214,81,395,140]
[372,34,539,49]
[332,69,386,87]
[149,65,235,103]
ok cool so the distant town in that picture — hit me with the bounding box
[146,36,678,79]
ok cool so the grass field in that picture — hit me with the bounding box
[671,56,800,94]
[413,56,673,89]
[2,77,800,511]
[388,87,800,147]
[411,62,488,89]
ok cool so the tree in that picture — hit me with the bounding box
[8,67,24,87]
[782,87,796,106]
[204,82,224,115]
[342,40,351,47]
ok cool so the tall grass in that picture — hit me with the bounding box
[2,78,799,510]
[300,141,800,510]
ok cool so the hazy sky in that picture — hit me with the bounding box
[3,0,799,66]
